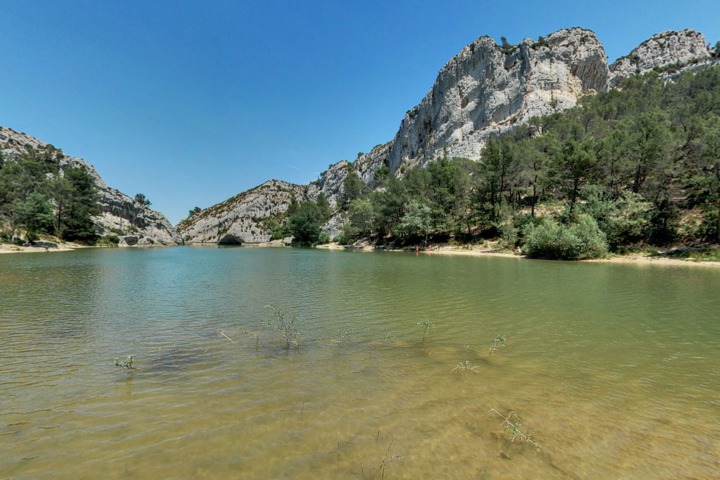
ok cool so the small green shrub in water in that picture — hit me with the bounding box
[416,319,434,344]
[452,346,479,373]
[264,304,301,349]
[490,409,540,448]
[114,355,135,370]
[452,359,479,374]
[489,334,507,354]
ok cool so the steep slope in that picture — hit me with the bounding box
[0,126,181,246]
[177,180,306,244]
[609,30,714,86]
[180,27,720,245]
[386,27,608,173]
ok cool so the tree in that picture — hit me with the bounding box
[58,167,100,243]
[346,198,375,239]
[579,186,653,249]
[340,171,367,210]
[134,193,151,207]
[555,137,597,217]
[188,206,202,218]
[399,199,433,241]
[50,175,73,235]
[520,135,556,217]
[371,175,408,238]
[315,192,331,221]
[625,111,672,194]
[500,36,513,53]
[480,136,521,221]
[287,201,322,246]
[685,115,720,241]
[13,192,54,241]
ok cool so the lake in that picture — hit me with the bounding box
[1,247,719,479]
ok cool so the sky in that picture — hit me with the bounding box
[3,0,720,225]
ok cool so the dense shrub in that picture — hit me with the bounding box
[523,214,608,260]
[317,231,331,245]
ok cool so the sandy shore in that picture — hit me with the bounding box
[0,242,81,254]
[4,240,720,267]
[319,242,720,268]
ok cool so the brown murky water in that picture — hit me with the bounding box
[1,247,719,479]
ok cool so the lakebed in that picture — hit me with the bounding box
[1,247,719,479]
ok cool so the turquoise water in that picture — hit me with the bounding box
[1,247,719,478]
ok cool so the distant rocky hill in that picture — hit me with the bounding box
[176,179,305,245]
[0,127,181,246]
[609,29,715,86]
[179,27,719,244]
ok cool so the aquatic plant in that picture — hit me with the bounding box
[361,440,403,479]
[114,355,135,370]
[452,346,479,373]
[331,328,351,346]
[489,334,507,354]
[489,408,540,448]
[237,327,261,350]
[452,359,479,374]
[264,304,301,349]
[417,318,434,344]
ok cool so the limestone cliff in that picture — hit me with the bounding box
[177,180,306,244]
[609,30,714,86]
[180,27,720,245]
[0,126,181,246]
[302,28,608,213]
[387,27,608,173]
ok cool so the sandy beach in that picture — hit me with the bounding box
[0,242,80,254]
[318,242,720,268]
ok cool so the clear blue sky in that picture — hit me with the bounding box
[3,0,719,224]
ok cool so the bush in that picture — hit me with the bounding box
[97,234,120,246]
[333,232,349,245]
[523,214,608,260]
[579,188,653,250]
[318,231,331,245]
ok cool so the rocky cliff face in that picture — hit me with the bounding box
[177,179,306,244]
[0,126,181,246]
[387,28,608,173]
[180,27,720,245]
[609,30,713,86]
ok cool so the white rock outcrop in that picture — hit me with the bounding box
[177,179,306,244]
[609,30,712,86]
[387,28,608,173]
[181,27,720,245]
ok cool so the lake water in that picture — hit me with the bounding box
[1,247,719,479]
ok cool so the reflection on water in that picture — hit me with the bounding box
[1,247,719,479]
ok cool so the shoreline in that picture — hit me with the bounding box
[4,240,720,268]
[318,242,720,268]
[0,242,80,254]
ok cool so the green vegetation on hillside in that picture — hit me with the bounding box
[339,66,720,259]
[269,194,332,247]
[0,145,100,243]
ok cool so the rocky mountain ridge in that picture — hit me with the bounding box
[178,27,718,244]
[0,126,181,246]
[609,29,715,86]
[176,179,305,245]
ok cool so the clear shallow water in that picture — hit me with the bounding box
[1,247,719,479]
